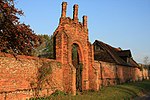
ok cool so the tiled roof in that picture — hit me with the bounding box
[93,40,139,68]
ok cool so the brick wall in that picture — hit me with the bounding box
[142,68,149,80]
[93,61,117,88]
[135,68,143,81]
[93,61,143,90]
[0,52,63,100]
[0,2,148,99]
[0,52,145,100]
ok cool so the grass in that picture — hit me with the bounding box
[30,80,150,100]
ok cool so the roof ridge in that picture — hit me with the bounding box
[94,40,129,66]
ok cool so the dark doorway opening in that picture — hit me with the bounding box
[72,44,82,92]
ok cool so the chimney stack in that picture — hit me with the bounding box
[83,16,87,28]
[73,4,78,22]
[61,2,67,18]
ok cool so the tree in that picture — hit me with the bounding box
[32,34,54,58]
[143,56,149,65]
[0,0,40,55]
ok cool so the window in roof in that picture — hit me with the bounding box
[94,45,104,51]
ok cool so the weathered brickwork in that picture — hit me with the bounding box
[93,61,144,90]
[0,2,149,100]
[0,52,63,100]
[53,2,92,94]
[52,2,148,94]
[142,68,149,80]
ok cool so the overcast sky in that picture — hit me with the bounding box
[16,0,150,64]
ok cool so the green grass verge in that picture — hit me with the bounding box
[30,80,150,100]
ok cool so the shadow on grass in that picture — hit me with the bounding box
[115,86,139,97]
[126,81,150,93]
[114,80,150,98]
[29,80,150,100]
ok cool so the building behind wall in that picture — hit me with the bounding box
[52,2,145,93]
[0,1,148,100]
[93,40,144,88]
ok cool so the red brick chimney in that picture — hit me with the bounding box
[83,16,87,28]
[73,4,78,22]
[61,2,67,18]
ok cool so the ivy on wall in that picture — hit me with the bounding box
[30,62,54,96]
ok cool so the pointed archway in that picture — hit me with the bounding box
[53,2,94,95]
[72,43,82,92]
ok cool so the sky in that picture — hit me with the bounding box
[16,0,150,64]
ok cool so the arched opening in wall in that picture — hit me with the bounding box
[72,43,82,92]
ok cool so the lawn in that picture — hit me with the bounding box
[30,80,150,100]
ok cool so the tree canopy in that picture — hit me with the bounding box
[0,0,40,55]
[32,34,54,59]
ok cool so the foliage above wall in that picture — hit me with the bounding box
[0,0,41,55]
[32,35,54,59]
